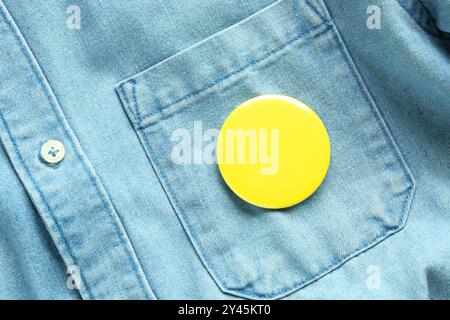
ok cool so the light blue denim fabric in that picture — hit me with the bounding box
[0,0,448,299]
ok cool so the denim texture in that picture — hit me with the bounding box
[0,0,448,299]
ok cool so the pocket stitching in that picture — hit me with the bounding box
[134,24,416,298]
[139,118,415,300]
[118,79,142,124]
[138,23,332,129]
[120,0,416,299]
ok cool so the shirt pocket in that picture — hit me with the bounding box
[116,0,415,299]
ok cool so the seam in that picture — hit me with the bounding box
[136,22,333,129]
[119,79,143,125]
[0,5,153,299]
[130,80,142,124]
[323,3,416,209]
[244,215,412,299]
[303,0,327,23]
[140,131,230,298]
[0,108,92,299]
[118,82,135,123]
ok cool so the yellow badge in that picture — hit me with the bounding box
[217,95,330,209]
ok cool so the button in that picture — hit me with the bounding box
[40,140,65,164]
[216,95,330,209]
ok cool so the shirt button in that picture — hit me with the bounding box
[40,140,65,164]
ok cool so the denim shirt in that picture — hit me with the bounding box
[0,0,448,299]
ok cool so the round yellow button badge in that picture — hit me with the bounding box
[216,95,330,209]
